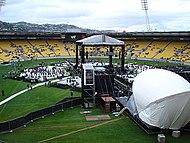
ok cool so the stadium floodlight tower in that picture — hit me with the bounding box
[141,0,150,31]
[0,0,5,12]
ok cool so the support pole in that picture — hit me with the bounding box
[81,66,85,107]
[109,46,113,67]
[75,44,79,68]
[81,45,85,64]
[121,45,125,72]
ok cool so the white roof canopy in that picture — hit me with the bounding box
[76,34,124,46]
[82,63,94,70]
[132,69,190,129]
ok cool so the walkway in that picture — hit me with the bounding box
[0,76,81,106]
[0,79,60,106]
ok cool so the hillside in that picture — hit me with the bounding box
[0,21,116,33]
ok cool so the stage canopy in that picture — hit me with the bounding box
[132,69,190,129]
[75,34,125,71]
[76,34,124,46]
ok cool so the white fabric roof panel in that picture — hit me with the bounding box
[132,69,190,129]
[76,34,124,46]
[82,63,94,70]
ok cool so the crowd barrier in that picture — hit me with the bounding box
[0,97,81,134]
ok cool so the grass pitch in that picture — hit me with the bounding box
[0,58,78,121]
[0,58,190,143]
[0,107,189,143]
[0,86,80,122]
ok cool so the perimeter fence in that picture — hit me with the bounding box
[0,97,81,134]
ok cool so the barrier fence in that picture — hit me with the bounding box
[0,97,81,134]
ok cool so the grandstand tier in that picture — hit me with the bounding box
[0,32,190,64]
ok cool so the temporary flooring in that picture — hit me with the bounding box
[86,115,111,121]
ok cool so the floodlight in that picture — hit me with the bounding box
[141,0,150,31]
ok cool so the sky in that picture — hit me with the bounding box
[1,0,190,32]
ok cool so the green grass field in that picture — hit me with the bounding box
[0,107,189,143]
[0,86,80,122]
[0,57,190,143]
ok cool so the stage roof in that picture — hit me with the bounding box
[76,34,124,46]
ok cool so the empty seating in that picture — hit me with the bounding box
[124,39,190,63]
[64,43,76,56]
[0,39,190,64]
[0,40,19,62]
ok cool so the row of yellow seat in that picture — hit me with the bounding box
[124,40,190,62]
[0,39,190,63]
[0,40,76,62]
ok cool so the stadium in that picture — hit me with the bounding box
[0,31,190,142]
[1,1,190,143]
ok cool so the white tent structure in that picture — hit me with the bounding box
[132,69,190,129]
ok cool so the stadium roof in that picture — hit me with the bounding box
[132,69,190,129]
[76,34,124,46]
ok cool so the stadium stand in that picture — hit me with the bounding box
[124,39,190,63]
[12,40,36,59]
[46,40,63,56]
[0,32,190,64]
[28,40,50,57]
[144,41,172,59]
[0,40,20,62]
[49,40,70,56]
[98,46,109,56]
[44,40,57,57]
[113,46,121,57]
[83,46,109,57]
[171,42,190,62]
[124,40,136,58]
[131,40,152,59]
[64,42,76,56]
[155,41,188,61]
[85,46,94,56]
[0,39,79,61]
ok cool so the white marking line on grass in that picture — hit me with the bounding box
[0,88,30,106]
[37,118,123,143]
[0,102,7,114]
[0,79,61,106]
